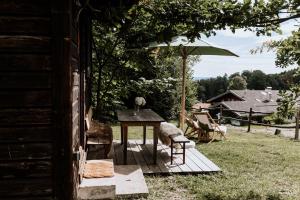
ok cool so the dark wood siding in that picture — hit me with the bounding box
[0,0,92,199]
[0,1,54,199]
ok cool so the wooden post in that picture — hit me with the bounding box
[219,105,223,125]
[295,109,299,140]
[247,108,252,132]
[179,48,187,130]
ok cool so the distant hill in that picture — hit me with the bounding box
[193,76,211,80]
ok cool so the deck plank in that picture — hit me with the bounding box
[113,140,220,174]
[143,142,171,174]
[137,140,162,173]
[156,141,188,173]
[189,148,221,171]
[128,140,152,173]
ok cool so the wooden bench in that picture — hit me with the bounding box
[159,122,191,165]
[169,134,190,165]
[85,107,113,159]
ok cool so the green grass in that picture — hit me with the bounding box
[111,125,300,200]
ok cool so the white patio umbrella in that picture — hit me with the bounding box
[148,36,239,129]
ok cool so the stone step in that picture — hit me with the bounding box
[78,160,149,199]
[78,159,115,200]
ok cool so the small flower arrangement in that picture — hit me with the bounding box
[135,97,146,112]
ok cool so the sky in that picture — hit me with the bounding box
[192,20,299,78]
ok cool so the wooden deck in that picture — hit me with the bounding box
[112,140,221,174]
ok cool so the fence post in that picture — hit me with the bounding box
[295,109,299,140]
[247,108,252,132]
[219,105,223,125]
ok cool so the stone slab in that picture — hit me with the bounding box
[114,165,149,199]
[78,159,116,200]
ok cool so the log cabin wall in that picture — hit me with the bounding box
[0,0,84,199]
[0,0,55,199]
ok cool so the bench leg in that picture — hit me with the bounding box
[143,125,146,145]
[171,140,173,165]
[183,143,186,164]
[120,125,124,145]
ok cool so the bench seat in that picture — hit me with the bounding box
[169,134,190,165]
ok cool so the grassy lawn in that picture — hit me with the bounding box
[111,125,300,200]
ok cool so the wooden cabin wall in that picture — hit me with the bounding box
[0,0,83,199]
[71,1,81,199]
[0,0,55,199]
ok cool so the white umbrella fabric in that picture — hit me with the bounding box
[148,36,239,129]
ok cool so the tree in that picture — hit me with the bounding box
[87,0,300,120]
[247,70,267,89]
[228,75,247,90]
[275,87,300,123]
[196,74,228,101]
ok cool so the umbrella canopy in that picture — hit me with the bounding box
[148,36,238,129]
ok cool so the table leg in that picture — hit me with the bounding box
[143,125,146,145]
[120,124,124,145]
[123,124,128,165]
[153,124,159,165]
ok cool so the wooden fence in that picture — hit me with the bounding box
[200,106,300,140]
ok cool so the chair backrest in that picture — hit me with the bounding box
[194,113,214,131]
[185,116,194,128]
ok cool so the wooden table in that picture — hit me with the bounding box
[116,109,164,165]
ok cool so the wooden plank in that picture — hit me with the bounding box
[113,142,123,165]
[117,109,165,122]
[0,90,52,108]
[0,126,53,144]
[0,160,52,179]
[189,148,221,171]
[157,142,185,173]
[72,100,79,118]
[0,0,51,16]
[71,23,79,45]
[183,150,204,173]
[137,140,162,173]
[185,149,211,172]
[125,141,137,165]
[0,36,50,53]
[73,73,79,86]
[0,108,52,126]
[0,17,50,35]
[0,72,51,89]
[127,140,151,173]
[0,178,52,197]
[0,143,52,161]
[71,40,79,59]
[51,0,74,199]
[0,54,51,71]
[71,57,79,72]
[143,142,171,174]
[73,87,79,102]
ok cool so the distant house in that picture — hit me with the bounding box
[192,102,211,111]
[207,88,281,123]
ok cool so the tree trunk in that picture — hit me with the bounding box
[180,48,187,129]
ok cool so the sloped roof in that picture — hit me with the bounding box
[231,90,280,103]
[209,89,281,117]
[207,89,280,103]
[207,90,243,102]
[192,102,211,110]
[219,101,277,117]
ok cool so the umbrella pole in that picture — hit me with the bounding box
[180,49,187,130]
